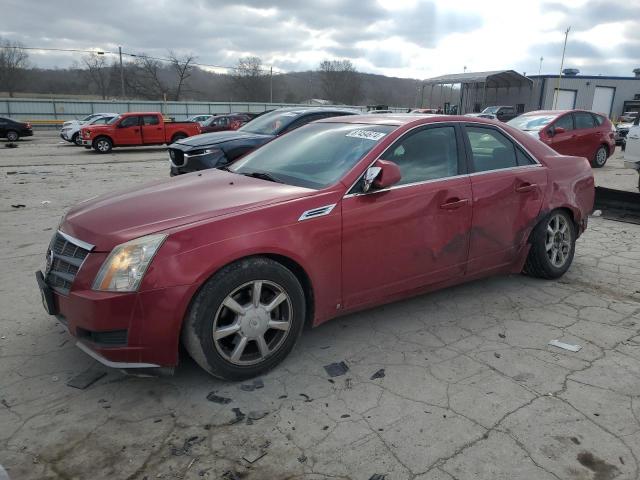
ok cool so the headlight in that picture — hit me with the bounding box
[92,233,167,292]
[185,148,219,157]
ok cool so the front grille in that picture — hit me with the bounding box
[618,129,629,138]
[169,148,185,167]
[45,232,91,295]
[77,328,128,347]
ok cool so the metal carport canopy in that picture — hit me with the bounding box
[424,70,532,88]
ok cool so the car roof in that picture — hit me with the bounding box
[273,106,359,115]
[317,113,505,128]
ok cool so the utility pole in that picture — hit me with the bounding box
[269,66,273,104]
[538,56,544,76]
[119,46,125,98]
[553,27,570,109]
[420,83,426,108]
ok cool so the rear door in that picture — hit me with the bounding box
[341,124,472,308]
[572,111,599,159]
[463,124,547,275]
[115,115,142,145]
[141,115,164,144]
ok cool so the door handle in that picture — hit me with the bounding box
[515,183,537,193]
[157,127,162,130]
[439,198,469,210]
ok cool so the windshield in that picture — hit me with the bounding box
[107,115,121,125]
[230,123,396,189]
[507,114,557,131]
[482,107,500,114]
[239,110,306,135]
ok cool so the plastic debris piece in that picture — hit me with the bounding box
[11,204,25,208]
[240,378,264,391]
[299,393,312,402]
[41,200,51,205]
[592,210,602,217]
[324,361,349,377]
[494,352,501,358]
[498,333,506,338]
[548,339,582,352]
[66,370,107,390]
[230,407,246,424]
[248,410,269,421]
[206,392,232,404]
[369,475,387,480]
[370,369,386,380]
[298,455,307,463]
[242,448,267,464]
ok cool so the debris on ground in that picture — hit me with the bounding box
[298,455,307,463]
[5,143,18,148]
[1,399,10,409]
[592,210,602,217]
[242,442,270,464]
[498,333,506,338]
[66,370,107,390]
[345,378,353,389]
[494,352,501,358]
[299,393,313,402]
[370,368,386,380]
[548,339,582,352]
[222,470,242,480]
[11,204,26,208]
[206,392,232,404]
[239,378,264,391]
[247,410,269,421]
[230,407,246,424]
[324,361,349,377]
[170,436,204,456]
[41,200,51,205]
[369,475,387,480]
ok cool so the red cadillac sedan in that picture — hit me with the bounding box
[37,115,595,380]
[507,109,615,168]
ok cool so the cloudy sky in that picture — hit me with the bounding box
[1,0,639,79]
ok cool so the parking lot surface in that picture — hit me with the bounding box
[1,132,640,480]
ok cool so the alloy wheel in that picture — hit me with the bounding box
[7,131,18,142]
[595,147,607,166]
[212,280,292,366]
[97,140,110,152]
[545,214,572,268]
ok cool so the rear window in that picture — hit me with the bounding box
[592,113,605,126]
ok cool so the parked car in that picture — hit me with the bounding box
[619,111,638,123]
[168,107,357,175]
[0,116,33,141]
[411,108,438,114]
[80,112,201,153]
[200,114,252,134]
[37,115,594,380]
[368,109,394,114]
[60,114,118,146]
[187,114,214,125]
[615,121,634,148]
[507,110,615,168]
[466,106,518,122]
[623,114,640,190]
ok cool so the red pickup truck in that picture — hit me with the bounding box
[81,112,201,153]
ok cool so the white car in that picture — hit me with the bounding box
[60,113,118,145]
[187,114,214,125]
[623,116,640,191]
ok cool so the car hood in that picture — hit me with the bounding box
[617,122,633,129]
[61,169,315,251]
[172,130,273,148]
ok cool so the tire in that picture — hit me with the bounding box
[592,145,608,168]
[93,136,112,154]
[524,210,576,279]
[182,257,306,380]
[6,130,19,142]
[72,132,82,146]
[171,133,187,144]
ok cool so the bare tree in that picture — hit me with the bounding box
[318,59,361,105]
[169,51,195,101]
[0,39,29,97]
[229,56,269,102]
[82,53,111,99]
[126,54,168,100]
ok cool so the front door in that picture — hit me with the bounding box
[463,124,547,275]
[141,115,165,144]
[115,115,142,145]
[341,124,472,309]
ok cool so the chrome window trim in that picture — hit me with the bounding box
[57,230,95,252]
[344,173,470,198]
[342,119,543,199]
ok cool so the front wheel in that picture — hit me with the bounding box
[592,145,608,168]
[6,130,19,142]
[72,132,82,146]
[182,257,306,380]
[93,137,112,154]
[524,210,576,279]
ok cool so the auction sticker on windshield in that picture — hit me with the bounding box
[345,130,387,141]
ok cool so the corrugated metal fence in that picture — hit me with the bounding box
[0,98,406,122]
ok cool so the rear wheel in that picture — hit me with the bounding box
[171,133,187,144]
[524,210,576,279]
[592,145,608,168]
[6,130,19,142]
[182,257,306,380]
[93,137,112,153]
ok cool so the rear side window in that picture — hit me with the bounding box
[592,114,605,126]
[574,112,595,129]
[466,126,518,172]
[554,114,574,131]
[516,148,536,166]
[142,115,159,125]
[384,126,459,184]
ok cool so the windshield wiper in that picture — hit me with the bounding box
[239,171,282,183]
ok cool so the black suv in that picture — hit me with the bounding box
[168,107,358,176]
[0,117,33,141]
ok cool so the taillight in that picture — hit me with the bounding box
[26,122,32,129]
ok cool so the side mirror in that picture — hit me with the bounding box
[362,159,402,193]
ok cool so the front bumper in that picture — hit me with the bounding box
[81,138,92,146]
[36,269,193,369]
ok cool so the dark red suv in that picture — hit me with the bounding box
[200,114,251,134]
[508,110,615,167]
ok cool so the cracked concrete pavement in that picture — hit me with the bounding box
[1,132,640,479]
